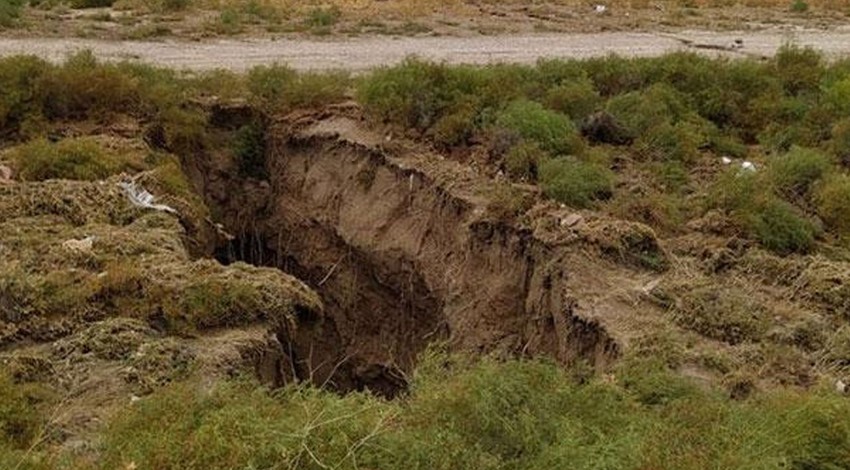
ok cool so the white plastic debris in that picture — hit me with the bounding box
[0,164,12,183]
[741,161,756,172]
[62,236,95,253]
[721,156,732,165]
[560,213,584,228]
[837,379,848,395]
[594,4,607,13]
[118,181,178,214]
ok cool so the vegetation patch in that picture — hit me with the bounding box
[10,137,144,181]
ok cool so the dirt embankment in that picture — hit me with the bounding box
[192,105,672,396]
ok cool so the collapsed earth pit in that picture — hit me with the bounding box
[202,107,622,397]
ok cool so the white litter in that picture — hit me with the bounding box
[721,156,732,165]
[118,181,178,214]
[837,379,848,395]
[0,164,12,183]
[594,4,607,13]
[741,161,756,172]
[62,236,95,253]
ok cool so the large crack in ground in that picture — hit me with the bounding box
[193,105,628,397]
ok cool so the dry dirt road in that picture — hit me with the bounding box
[2,29,850,71]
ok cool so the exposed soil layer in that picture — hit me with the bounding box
[199,106,662,396]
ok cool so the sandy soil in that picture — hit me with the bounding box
[2,28,850,71]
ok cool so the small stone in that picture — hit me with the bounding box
[561,213,584,228]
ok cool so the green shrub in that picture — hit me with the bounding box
[0,0,25,28]
[304,5,341,28]
[830,117,850,166]
[774,45,822,96]
[233,123,267,179]
[815,174,850,239]
[824,78,850,117]
[428,100,477,148]
[49,348,850,469]
[358,59,472,131]
[618,358,698,406]
[69,0,115,8]
[0,373,53,449]
[542,79,600,122]
[495,99,583,155]
[485,183,534,221]
[40,51,141,120]
[11,137,141,181]
[746,198,816,254]
[712,171,817,254]
[503,141,546,181]
[702,60,783,142]
[0,55,50,135]
[248,64,348,110]
[605,84,704,143]
[768,147,833,200]
[671,285,768,344]
[538,156,613,208]
[790,0,809,12]
[582,55,648,96]
[158,0,189,11]
[99,380,389,470]
[635,121,706,164]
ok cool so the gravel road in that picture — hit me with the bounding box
[1,29,849,71]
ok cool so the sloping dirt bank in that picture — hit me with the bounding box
[199,106,668,396]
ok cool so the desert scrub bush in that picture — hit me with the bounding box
[773,44,823,96]
[0,372,54,450]
[0,0,25,28]
[98,379,391,470]
[605,84,711,160]
[233,122,267,178]
[823,77,850,117]
[542,79,600,122]
[495,99,583,156]
[711,170,816,254]
[484,183,534,221]
[608,190,684,234]
[503,141,546,181]
[617,358,698,406]
[357,59,479,131]
[634,120,707,164]
[820,326,850,371]
[304,5,340,32]
[0,55,50,135]
[538,156,613,208]
[358,60,533,136]
[745,197,816,254]
[43,348,850,469]
[830,117,850,166]
[248,64,348,110]
[671,285,768,344]
[10,137,143,181]
[790,0,809,11]
[427,99,477,148]
[815,174,850,239]
[768,146,834,201]
[39,50,141,119]
[70,0,115,6]
[582,55,648,96]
